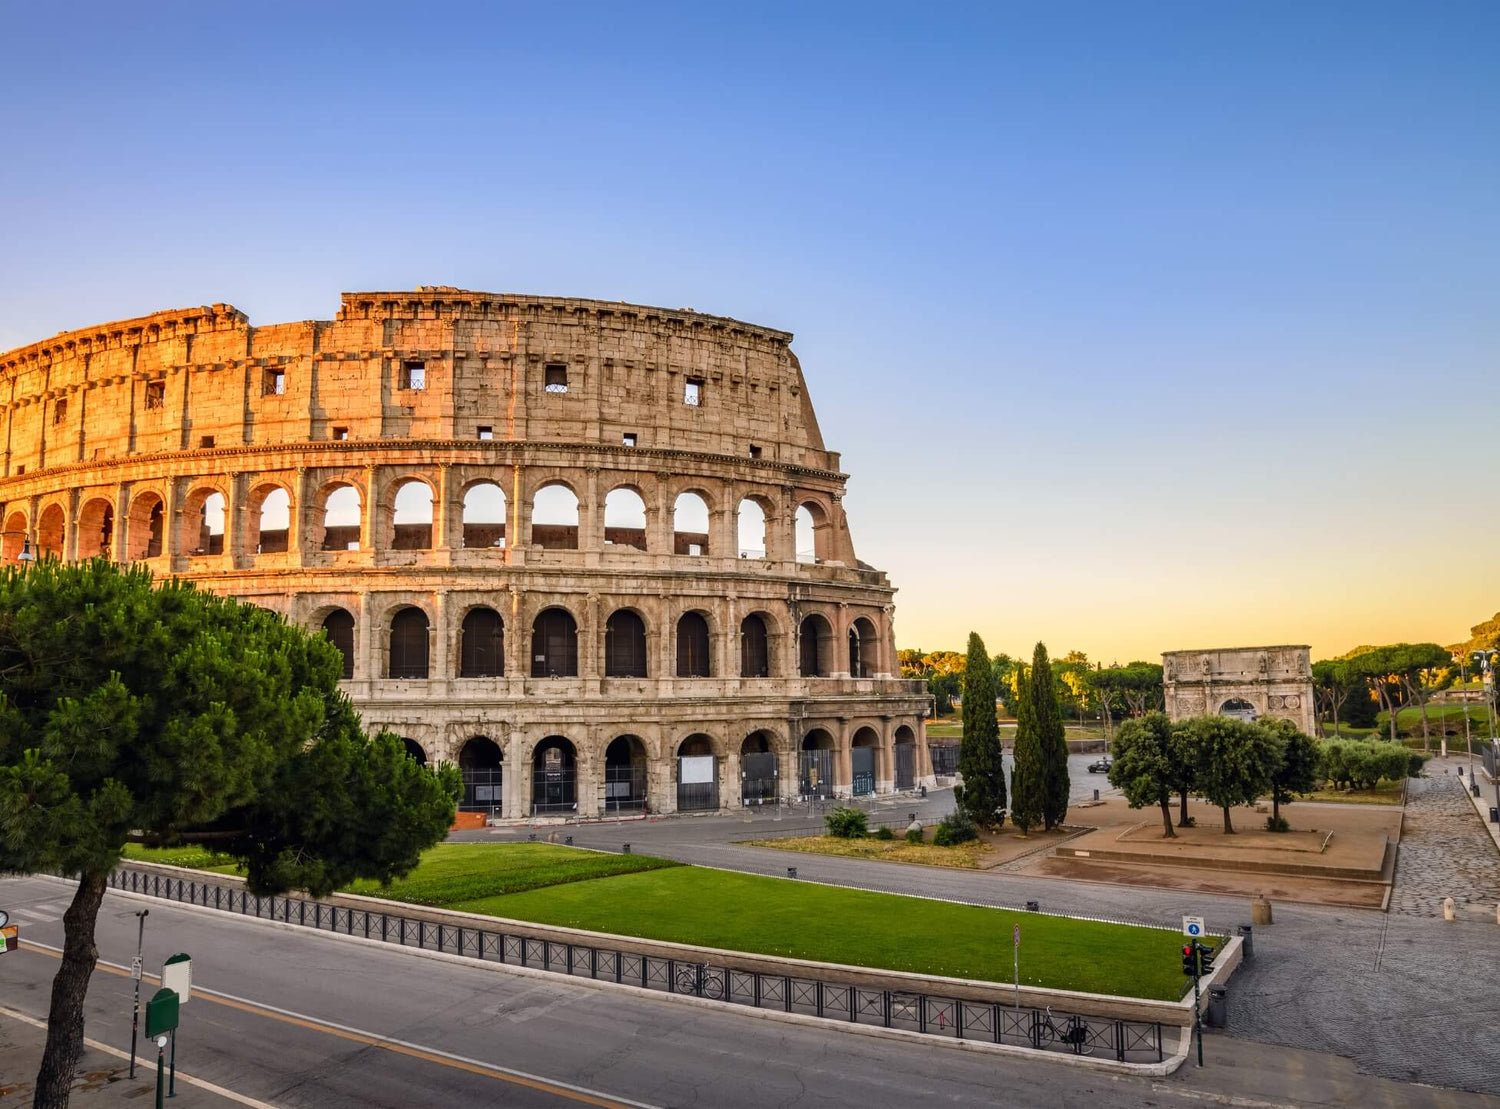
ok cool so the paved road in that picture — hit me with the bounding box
[1390,773,1500,919]
[4,876,1494,1109]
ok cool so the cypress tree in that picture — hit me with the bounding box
[1033,641,1071,830]
[957,631,1006,825]
[1009,661,1045,833]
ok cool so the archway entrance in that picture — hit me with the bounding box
[401,737,427,767]
[894,725,916,790]
[604,735,648,813]
[800,729,835,800]
[851,727,880,796]
[676,734,719,812]
[740,731,778,806]
[459,736,503,814]
[1219,698,1258,722]
[532,737,577,814]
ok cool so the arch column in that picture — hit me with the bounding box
[580,468,601,550]
[288,468,307,559]
[111,484,128,561]
[832,603,851,679]
[835,719,852,798]
[432,589,451,683]
[358,591,376,682]
[361,464,377,550]
[434,463,453,551]
[726,596,741,681]
[507,737,530,820]
[580,593,600,680]
[65,488,80,560]
[649,479,672,554]
[227,473,246,564]
[723,743,742,810]
[505,588,524,680]
[709,506,732,563]
[577,734,602,818]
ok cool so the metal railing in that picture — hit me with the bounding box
[106,865,1165,1064]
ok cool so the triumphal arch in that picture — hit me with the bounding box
[0,287,931,819]
[1162,645,1316,734]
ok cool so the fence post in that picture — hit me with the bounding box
[754,974,762,1008]
[438,924,445,953]
[956,1000,965,1039]
[545,942,552,973]
[848,986,857,1022]
[992,1002,1001,1044]
[667,959,675,992]
[1115,1020,1125,1062]
[783,976,792,1013]
[566,945,574,976]
[590,948,598,979]
[816,982,824,1018]
[919,996,927,1035]
[418,921,426,949]
[642,957,649,989]
[884,991,892,1028]
[399,918,406,946]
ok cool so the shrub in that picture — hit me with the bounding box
[905,827,924,845]
[933,809,978,847]
[1265,815,1290,833]
[874,825,894,841]
[825,806,869,839]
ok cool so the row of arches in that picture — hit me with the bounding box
[3,475,839,564]
[325,605,885,680]
[402,724,921,817]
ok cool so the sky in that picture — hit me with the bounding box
[2,1,1496,664]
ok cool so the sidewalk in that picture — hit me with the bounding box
[1459,760,1500,856]
[0,1006,268,1109]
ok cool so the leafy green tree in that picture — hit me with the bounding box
[1009,662,1044,834]
[928,671,961,715]
[1031,643,1070,830]
[1257,717,1321,827]
[1107,712,1180,838]
[1186,714,1275,833]
[991,653,1018,716]
[0,560,459,1109]
[957,632,1006,826]
[1093,662,1164,734]
[1393,643,1455,751]
[1311,659,1354,737]
[1168,720,1199,827]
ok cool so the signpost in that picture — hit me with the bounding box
[160,954,192,1097]
[145,988,179,1109]
[1182,915,1205,938]
[1012,924,1021,1011]
[128,910,149,1078]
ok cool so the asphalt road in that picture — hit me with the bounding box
[3,877,1495,1109]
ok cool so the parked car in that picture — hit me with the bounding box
[1087,757,1112,773]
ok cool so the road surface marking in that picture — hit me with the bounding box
[0,1002,281,1109]
[20,941,660,1109]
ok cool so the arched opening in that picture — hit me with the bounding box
[321,484,362,551]
[1219,698,1258,722]
[37,505,65,558]
[737,498,767,559]
[851,726,881,796]
[459,607,504,677]
[672,492,709,556]
[252,486,291,554]
[459,736,503,813]
[531,483,579,550]
[799,729,835,799]
[182,490,226,555]
[388,607,430,679]
[402,737,428,767]
[321,608,355,680]
[604,609,648,678]
[78,499,113,559]
[850,616,879,677]
[604,487,648,551]
[676,612,712,678]
[740,613,770,678]
[461,482,507,549]
[532,736,577,814]
[604,735,648,812]
[794,504,822,564]
[798,614,833,677]
[127,494,165,560]
[2,511,27,562]
[741,731,778,805]
[894,724,916,790]
[391,479,433,550]
[676,734,719,811]
[531,608,578,677]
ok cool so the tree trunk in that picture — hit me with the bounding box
[1222,805,1235,834]
[33,870,108,1109]
[1272,790,1281,825]
[1159,795,1176,838]
[1178,789,1191,827]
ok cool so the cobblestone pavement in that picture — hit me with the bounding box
[523,781,1500,1096]
[1390,772,1500,919]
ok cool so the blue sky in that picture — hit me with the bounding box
[2,1,1496,661]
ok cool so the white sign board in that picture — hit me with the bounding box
[679,755,715,785]
[161,954,192,1004]
[1182,916,1205,938]
[130,956,143,981]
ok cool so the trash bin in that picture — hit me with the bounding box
[1490,806,1498,824]
[1236,923,1253,959]
[1206,985,1228,1028]
[1092,789,1100,802]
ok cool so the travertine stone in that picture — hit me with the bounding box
[0,288,930,819]
[1162,645,1316,735]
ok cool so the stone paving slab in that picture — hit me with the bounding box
[1389,771,1500,920]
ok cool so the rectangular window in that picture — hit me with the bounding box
[684,377,704,406]
[544,363,568,393]
[477,426,493,440]
[52,398,67,424]
[332,426,349,440]
[622,432,637,447]
[401,360,426,390]
[264,368,285,396]
[749,444,762,459]
[14,465,24,475]
[199,435,215,449]
[145,382,165,410]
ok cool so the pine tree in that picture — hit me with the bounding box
[957,631,1006,825]
[1032,641,1071,830]
[1009,661,1045,833]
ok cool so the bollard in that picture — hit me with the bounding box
[787,867,798,879]
[1093,789,1100,802]
[1206,986,1228,1029]
[1443,897,1456,921]
[622,843,631,854]
[1025,899,1040,912]
[1236,923,1254,959]
[1474,782,1482,797]
[1251,895,1273,926]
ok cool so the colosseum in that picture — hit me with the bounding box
[0,287,931,819]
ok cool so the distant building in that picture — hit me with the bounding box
[1162,646,1315,734]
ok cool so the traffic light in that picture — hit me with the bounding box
[1181,944,1197,976]
[1197,943,1217,975]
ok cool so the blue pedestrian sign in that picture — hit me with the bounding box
[1182,916,1205,937]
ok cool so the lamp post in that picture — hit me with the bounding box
[1473,650,1498,819]
[1456,653,1474,781]
[0,531,35,564]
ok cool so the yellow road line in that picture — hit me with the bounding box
[19,941,657,1109]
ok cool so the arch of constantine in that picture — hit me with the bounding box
[1162,645,1316,734]
[0,288,931,818]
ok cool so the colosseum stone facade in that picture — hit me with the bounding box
[0,288,931,819]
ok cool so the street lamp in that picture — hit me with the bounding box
[1472,649,1499,820]
[1455,652,1475,782]
[1,531,35,564]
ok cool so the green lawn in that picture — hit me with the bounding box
[123,841,1188,999]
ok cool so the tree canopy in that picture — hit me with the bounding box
[1009,661,1044,834]
[957,631,1006,826]
[1107,712,1179,837]
[1032,643,1070,831]
[1185,714,1275,834]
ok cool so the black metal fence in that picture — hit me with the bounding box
[930,744,959,776]
[105,865,1166,1064]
